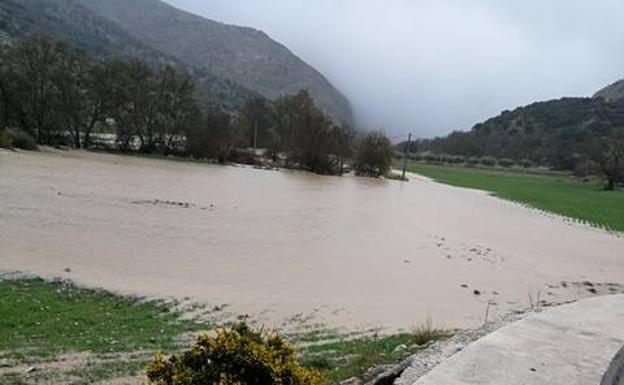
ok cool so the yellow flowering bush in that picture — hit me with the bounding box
[146,322,323,385]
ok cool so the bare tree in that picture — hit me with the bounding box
[8,36,68,144]
[584,128,624,190]
[153,65,199,154]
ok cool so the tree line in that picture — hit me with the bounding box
[0,36,396,177]
[400,97,624,189]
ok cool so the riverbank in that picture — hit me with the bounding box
[1,150,623,332]
[0,276,449,384]
[404,161,624,232]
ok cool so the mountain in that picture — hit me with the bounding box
[410,85,624,170]
[0,0,256,110]
[0,0,353,123]
[79,0,352,124]
[594,79,624,102]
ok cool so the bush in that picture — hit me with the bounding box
[146,323,323,385]
[11,130,38,151]
[0,129,37,151]
[422,153,440,163]
[498,158,515,168]
[353,132,395,177]
[480,156,497,167]
[467,157,480,166]
[574,160,602,177]
[520,159,533,169]
[0,129,12,149]
[411,318,450,346]
[448,155,466,164]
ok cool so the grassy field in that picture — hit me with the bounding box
[405,162,624,232]
[0,278,213,384]
[0,278,449,384]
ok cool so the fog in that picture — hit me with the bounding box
[164,0,624,138]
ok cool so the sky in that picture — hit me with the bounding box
[165,0,624,138]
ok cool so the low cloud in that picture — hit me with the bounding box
[166,0,624,138]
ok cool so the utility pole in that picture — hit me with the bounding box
[402,133,412,181]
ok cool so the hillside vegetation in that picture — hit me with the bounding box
[406,96,624,189]
[0,0,352,121]
[0,37,387,177]
[595,79,624,102]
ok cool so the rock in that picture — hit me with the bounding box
[393,344,408,353]
[364,358,413,385]
[340,377,363,385]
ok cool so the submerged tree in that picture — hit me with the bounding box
[187,111,246,163]
[354,131,395,177]
[273,90,353,174]
[239,96,276,149]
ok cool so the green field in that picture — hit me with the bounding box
[405,162,624,232]
[0,278,448,384]
[0,278,214,384]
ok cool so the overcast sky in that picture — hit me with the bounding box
[165,0,624,138]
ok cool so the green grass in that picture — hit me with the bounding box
[0,277,450,384]
[0,278,209,361]
[300,326,450,383]
[66,360,149,383]
[405,162,624,232]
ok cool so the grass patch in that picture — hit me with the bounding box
[67,359,148,383]
[0,278,210,361]
[300,328,450,383]
[406,162,624,232]
[0,278,450,384]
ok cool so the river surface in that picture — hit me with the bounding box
[1,150,623,332]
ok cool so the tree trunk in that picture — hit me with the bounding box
[606,177,615,191]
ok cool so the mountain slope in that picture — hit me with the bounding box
[411,92,624,170]
[0,0,256,110]
[594,79,624,102]
[78,0,353,124]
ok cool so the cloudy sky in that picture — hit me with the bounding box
[165,0,624,138]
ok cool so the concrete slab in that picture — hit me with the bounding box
[410,295,624,385]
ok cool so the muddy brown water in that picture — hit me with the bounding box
[1,150,623,332]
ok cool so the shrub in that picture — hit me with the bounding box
[480,156,497,167]
[422,153,440,163]
[408,153,423,162]
[11,130,38,151]
[353,132,395,177]
[146,323,323,385]
[411,318,450,346]
[574,160,602,177]
[498,158,515,168]
[0,129,13,149]
[0,129,37,151]
[449,155,466,164]
[467,157,480,166]
[440,154,454,164]
[520,159,533,169]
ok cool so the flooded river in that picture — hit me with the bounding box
[1,150,623,332]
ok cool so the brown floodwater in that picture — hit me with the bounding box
[1,150,623,332]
